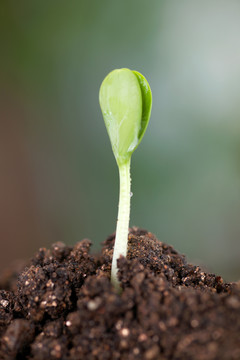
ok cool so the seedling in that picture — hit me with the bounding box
[99,68,152,291]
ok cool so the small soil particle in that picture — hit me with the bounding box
[0,228,240,359]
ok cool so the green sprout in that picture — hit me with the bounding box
[99,68,152,291]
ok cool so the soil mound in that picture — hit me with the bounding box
[0,228,240,359]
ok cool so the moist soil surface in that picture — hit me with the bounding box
[0,228,240,360]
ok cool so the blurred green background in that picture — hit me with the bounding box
[1,0,240,281]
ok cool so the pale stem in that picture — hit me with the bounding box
[111,158,131,292]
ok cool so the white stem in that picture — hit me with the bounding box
[111,159,131,291]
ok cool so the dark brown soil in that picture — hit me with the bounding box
[0,228,240,360]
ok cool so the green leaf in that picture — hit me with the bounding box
[99,68,152,166]
[132,70,152,147]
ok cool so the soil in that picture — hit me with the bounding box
[0,227,240,360]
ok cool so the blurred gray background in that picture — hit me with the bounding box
[1,0,240,281]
